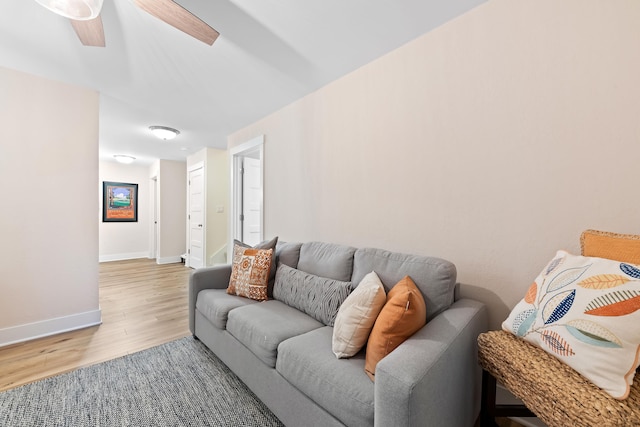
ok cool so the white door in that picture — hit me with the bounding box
[242,157,262,246]
[189,167,205,269]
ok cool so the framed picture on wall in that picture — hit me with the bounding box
[102,181,138,222]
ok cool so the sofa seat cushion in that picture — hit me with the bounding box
[195,289,259,329]
[226,300,323,368]
[277,327,374,427]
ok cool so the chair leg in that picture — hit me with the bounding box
[480,369,499,427]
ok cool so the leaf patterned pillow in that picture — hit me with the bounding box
[503,250,640,399]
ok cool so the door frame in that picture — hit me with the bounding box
[150,175,159,260]
[187,161,205,268]
[230,135,264,255]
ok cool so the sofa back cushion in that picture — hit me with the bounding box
[352,248,456,322]
[297,242,356,282]
[276,242,303,269]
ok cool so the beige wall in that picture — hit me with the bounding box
[228,0,640,328]
[0,66,100,345]
[205,149,229,265]
[99,161,151,261]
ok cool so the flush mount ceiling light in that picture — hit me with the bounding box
[149,125,180,141]
[114,155,136,164]
[34,0,103,20]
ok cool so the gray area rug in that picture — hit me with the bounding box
[0,337,284,426]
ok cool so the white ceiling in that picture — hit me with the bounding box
[0,0,485,164]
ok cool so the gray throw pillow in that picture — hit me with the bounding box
[273,264,354,326]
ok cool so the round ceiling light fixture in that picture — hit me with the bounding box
[149,125,180,141]
[113,154,136,164]
[34,0,104,20]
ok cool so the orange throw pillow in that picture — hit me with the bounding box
[364,276,427,381]
[580,229,640,265]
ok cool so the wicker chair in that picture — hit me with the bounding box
[477,330,640,426]
[477,230,640,427]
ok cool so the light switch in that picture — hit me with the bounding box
[216,206,224,213]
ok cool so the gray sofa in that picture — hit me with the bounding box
[188,241,488,427]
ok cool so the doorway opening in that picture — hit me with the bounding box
[230,135,264,252]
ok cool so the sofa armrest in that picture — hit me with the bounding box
[374,298,488,427]
[188,264,233,334]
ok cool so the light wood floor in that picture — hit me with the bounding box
[0,258,193,392]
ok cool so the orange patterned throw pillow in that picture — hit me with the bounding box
[227,244,273,301]
[364,276,427,381]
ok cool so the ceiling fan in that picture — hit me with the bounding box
[35,0,219,47]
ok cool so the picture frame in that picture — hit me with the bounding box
[102,181,138,222]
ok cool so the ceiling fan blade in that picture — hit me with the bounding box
[70,15,106,47]
[134,0,219,46]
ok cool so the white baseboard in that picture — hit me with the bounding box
[156,256,182,265]
[99,252,150,262]
[0,309,102,348]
